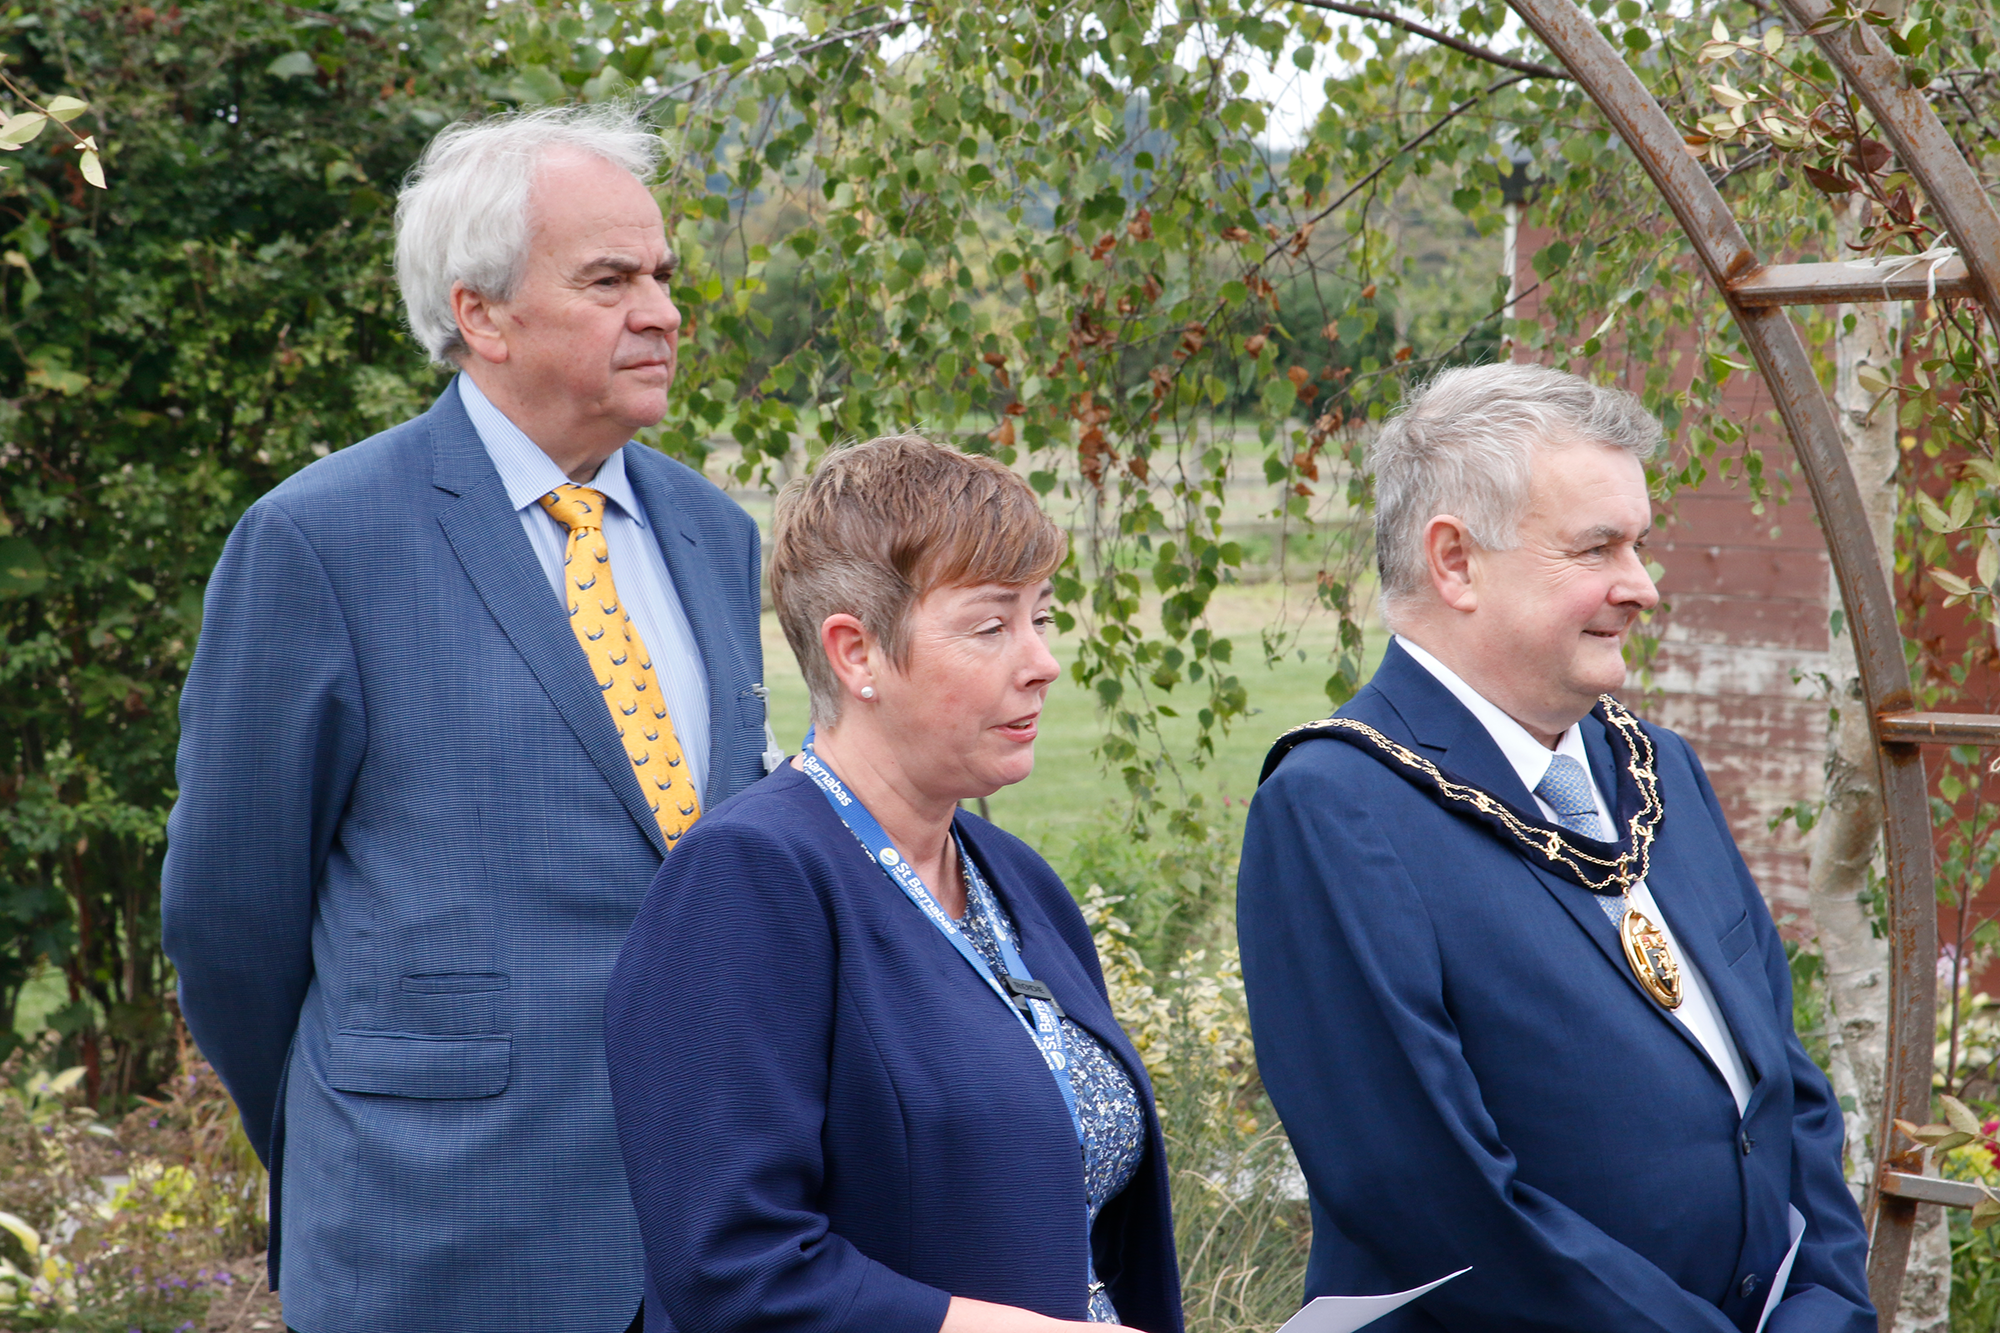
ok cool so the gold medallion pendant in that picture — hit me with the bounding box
[1620,908,1683,1010]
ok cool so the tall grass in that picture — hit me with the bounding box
[1068,799,1312,1332]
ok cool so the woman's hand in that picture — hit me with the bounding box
[939,1295,1102,1332]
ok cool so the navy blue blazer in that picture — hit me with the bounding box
[162,380,769,1332]
[1236,641,1872,1332]
[604,763,1184,1333]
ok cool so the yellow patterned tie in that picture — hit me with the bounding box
[539,484,700,849]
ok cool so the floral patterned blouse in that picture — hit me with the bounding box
[956,844,1147,1324]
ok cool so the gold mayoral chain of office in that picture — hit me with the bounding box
[1260,695,1684,1010]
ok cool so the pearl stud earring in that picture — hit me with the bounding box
[860,686,876,700]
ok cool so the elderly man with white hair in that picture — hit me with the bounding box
[163,103,772,1333]
[1237,363,1874,1331]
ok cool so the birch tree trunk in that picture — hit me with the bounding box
[1804,193,1946,1328]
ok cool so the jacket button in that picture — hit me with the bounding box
[1740,1132,1755,1155]
[1740,1273,1761,1298]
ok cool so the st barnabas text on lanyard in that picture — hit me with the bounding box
[798,743,1107,1306]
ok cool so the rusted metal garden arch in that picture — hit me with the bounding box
[1499,0,2000,1320]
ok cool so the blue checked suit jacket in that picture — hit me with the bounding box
[1237,640,1873,1332]
[162,380,768,1333]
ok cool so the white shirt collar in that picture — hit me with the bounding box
[457,373,647,527]
[1393,634,1596,799]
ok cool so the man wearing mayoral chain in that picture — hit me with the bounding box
[1238,363,1873,1331]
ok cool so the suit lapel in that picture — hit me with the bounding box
[1581,711,1619,807]
[1515,855,1726,1072]
[1369,645,1723,1070]
[428,385,670,859]
[1641,800,1781,1109]
[1582,717,1777,1097]
[1370,641,1536,809]
[623,448,742,810]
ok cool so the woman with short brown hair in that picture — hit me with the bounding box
[605,435,1182,1333]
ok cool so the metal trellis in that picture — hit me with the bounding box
[1499,0,2000,1322]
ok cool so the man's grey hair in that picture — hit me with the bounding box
[1372,362,1662,623]
[395,102,665,367]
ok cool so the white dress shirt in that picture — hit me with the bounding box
[460,374,711,800]
[1395,635,1753,1115]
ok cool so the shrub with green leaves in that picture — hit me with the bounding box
[0,0,490,1097]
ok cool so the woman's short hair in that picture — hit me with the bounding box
[1372,362,1662,623]
[770,436,1068,727]
[394,102,664,367]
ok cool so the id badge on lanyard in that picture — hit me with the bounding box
[798,748,1084,1143]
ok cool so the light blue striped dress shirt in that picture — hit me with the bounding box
[459,373,711,800]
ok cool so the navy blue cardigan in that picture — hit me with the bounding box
[605,763,1184,1333]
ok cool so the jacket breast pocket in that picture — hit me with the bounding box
[326,1031,512,1099]
[1717,911,1755,967]
[401,971,509,995]
[394,971,508,1036]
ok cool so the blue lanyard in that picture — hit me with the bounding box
[798,748,1083,1145]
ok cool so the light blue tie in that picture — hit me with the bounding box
[1534,755,1627,925]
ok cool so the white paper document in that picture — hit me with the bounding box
[1273,1267,1471,1333]
[1752,1205,1807,1333]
